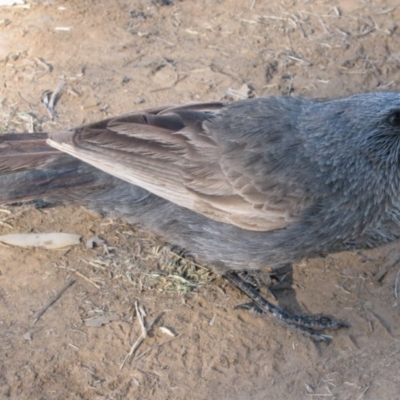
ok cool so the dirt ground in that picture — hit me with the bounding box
[1,0,400,399]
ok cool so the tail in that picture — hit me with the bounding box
[0,132,122,207]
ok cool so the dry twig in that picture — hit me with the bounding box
[120,304,162,369]
[32,279,76,325]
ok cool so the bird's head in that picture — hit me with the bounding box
[304,92,400,167]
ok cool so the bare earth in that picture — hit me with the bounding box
[1,1,400,399]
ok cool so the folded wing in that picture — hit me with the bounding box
[48,99,309,231]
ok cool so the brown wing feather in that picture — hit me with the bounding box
[47,102,296,231]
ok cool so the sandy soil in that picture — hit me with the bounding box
[1,0,400,399]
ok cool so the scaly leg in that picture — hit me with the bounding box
[225,271,349,344]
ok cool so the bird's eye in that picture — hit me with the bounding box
[388,111,400,127]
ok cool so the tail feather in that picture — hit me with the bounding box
[0,133,118,206]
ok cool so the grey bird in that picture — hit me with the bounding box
[3,92,400,342]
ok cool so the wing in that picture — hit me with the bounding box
[47,98,312,231]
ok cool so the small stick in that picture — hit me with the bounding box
[150,74,188,92]
[136,301,147,337]
[32,279,76,324]
[81,102,100,110]
[134,335,181,362]
[41,82,65,118]
[48,81,65,112]
[375,253,400,282]
[356,385,370,400]
[34,57,52,73]
[120,312,162,369]
[74,271,100,289]
[55,265,101,289]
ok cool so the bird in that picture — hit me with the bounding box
[3,91,400,343]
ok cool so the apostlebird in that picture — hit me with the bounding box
[3,92,400,342]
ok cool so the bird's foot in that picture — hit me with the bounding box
[225,271,348,344]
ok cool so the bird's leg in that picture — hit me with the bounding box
[236,270,280,301]
[236,267,292,300]
[224,271,349,343]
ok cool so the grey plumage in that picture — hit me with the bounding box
[3,92,400,341]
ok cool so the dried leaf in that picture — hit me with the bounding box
[0,232,81,249]
[159,326,177,337]
[84,313,120,327]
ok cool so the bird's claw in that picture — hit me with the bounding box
[226,271,348,343]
